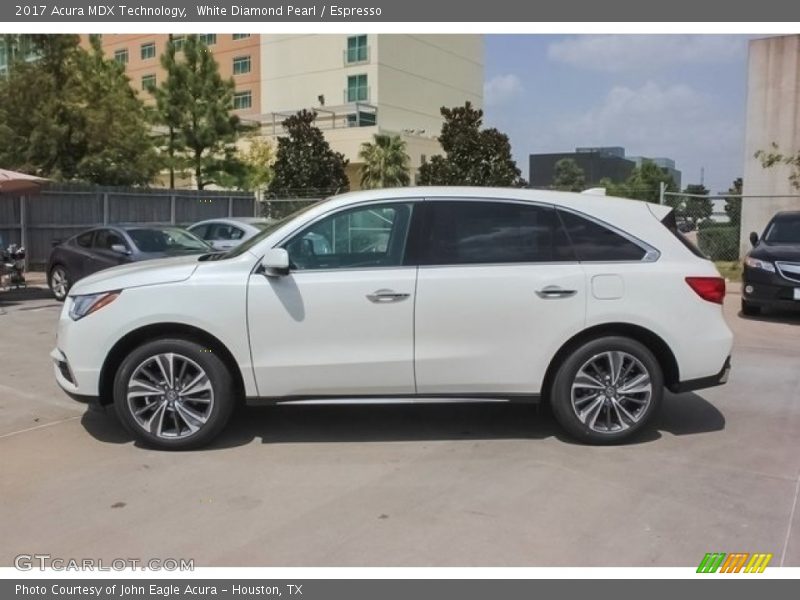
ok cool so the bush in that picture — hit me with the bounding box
[697,226,739,261]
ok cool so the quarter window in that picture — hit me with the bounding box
[419,201,570,265]
[557,209,647,262]
[284,203,414,270]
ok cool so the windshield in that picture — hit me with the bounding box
[764,215,800,244]
[128,227,210,253]
[224,202,322,258]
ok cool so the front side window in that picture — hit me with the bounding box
[94,229,126,250]
[347,74,368,102]
[558,209,647,262]
[284,203,413,270]
[209,224,245,241]
[419,201,572,265]
[346,35,368,63]
[75,231,94,248]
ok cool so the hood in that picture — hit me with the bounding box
[69,255,201,296]
[749,242,800,263]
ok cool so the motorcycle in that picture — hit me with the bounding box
[0,243,27,289]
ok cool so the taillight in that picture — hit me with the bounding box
[685,277,726,304]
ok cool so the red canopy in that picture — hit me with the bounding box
[0,168,47,194]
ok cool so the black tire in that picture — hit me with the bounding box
[549,336,663,445]
[113,338,236,450]
[48,264,71,301]
[741,299,761,316]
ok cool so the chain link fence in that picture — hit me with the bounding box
[664,192,741,265]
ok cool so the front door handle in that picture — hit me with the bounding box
[536,286,578,299]
[367,289,411,303]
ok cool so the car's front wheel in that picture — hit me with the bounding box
[113,338,236,450]
[49,265,71,301]
[550,336,663,444]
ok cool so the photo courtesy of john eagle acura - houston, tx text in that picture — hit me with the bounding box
[50,187,733,450]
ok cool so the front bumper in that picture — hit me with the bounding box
[669,356,731,394]
[50,347,101,407]
[742,266,800,311]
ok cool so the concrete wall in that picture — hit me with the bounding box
[741,35,800,253]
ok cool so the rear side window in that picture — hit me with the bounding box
[75,231,94,248]
[558,209,647,262]
[660,210,706,258]
[419,201,574,265]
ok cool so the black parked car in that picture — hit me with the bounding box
[47,225,212,301]
[742,211,800,316]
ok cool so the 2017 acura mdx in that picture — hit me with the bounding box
[52,188,733,450]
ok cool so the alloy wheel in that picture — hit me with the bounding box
[126,352,214,439]
[51,268,68,300]
[570,351,653,434]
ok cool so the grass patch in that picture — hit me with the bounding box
[715,261,742,282]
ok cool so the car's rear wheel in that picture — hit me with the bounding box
[741,299,761,316]
[550,336,663,444]
[113,338,236,450]
[49,265,71,301]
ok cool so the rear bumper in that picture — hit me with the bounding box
[669,356,731,394]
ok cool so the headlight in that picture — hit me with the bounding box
[69,291,121,321]
[744,256,776,273]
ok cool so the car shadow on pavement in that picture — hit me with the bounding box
[79,392,724,450]
[0,285,57,309]
[737,309,800,326]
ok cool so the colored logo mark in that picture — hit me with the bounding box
[697,552,772,573]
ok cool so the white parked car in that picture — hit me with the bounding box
[186,217,272,251]
[52,188,733,450]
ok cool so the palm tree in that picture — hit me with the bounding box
[358,134,411,189]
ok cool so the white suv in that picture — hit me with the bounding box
[52,188,733,449]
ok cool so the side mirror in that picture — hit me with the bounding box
[749,232,759,247]
[261,248,290,277]
[110,244,130,255]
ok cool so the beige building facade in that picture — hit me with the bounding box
[90,33,484,190]
[741,35,800,253]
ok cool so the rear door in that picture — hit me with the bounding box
[413,199,587,396]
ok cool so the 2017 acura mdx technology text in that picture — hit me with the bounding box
[52,188,733,450]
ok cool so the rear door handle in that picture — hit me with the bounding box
[536,286,578,299]
[367,289,411,303]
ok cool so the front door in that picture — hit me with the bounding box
[413,199,587,396]
[247,201,418,398]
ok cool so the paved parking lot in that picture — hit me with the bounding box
[1,276,798,567]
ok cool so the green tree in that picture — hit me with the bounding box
[553,158,585,192]
[755,143,800,190]
[598,177,630,198]
[216,137,276,192]
[268,110,349,197]
[153,34,247,189]
[359,134,411,189]
[0,34,158,185]
[724,177,743,227]
[681,183,712,226]
[418,101,526,187]
[624,160,676,203]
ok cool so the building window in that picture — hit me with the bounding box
[346,35,368,63]
[113,48,129,65]
[140,42,156,60]
[346,74,368,103]
[199,34,217,46]
[141,74,156,91]
[232,34,251,40]
[171,35,185,51]
[347,111,376,127]
[233,90,252,110]
[232,56,251,75]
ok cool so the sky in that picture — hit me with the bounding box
[482,35,753,194]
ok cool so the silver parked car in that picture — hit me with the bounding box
[186,217,274,251]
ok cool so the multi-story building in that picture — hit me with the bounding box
[85,33,484,189]
[529,146,682,189]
